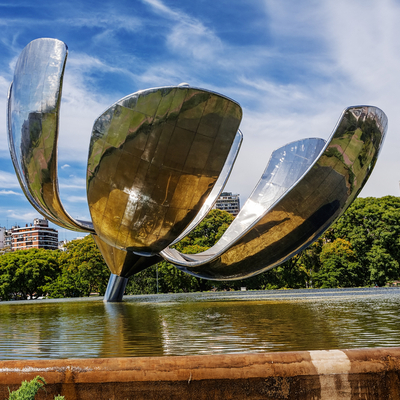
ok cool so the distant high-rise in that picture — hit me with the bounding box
[213,192,240,216]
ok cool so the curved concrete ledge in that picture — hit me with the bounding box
[1,348,400,399]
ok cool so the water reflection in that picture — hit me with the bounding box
[103,303,164,357]
[1,288,400,359]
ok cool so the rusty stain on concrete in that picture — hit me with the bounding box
[0,347,399,399]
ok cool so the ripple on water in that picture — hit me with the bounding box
[0,287,400,359]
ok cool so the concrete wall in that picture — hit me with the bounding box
[1,347,400,399]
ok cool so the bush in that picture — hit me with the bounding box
[7,376,64,400]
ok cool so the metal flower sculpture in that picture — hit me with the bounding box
[8,38,388,301]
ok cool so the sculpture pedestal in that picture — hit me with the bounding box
[104,274,128,302]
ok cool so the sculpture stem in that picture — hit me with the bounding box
[104,274,128,302]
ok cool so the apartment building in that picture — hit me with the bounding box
[213,192,240,216]
[0,227,13,252]
[0,227,5,249]
[5,231,12,249]
[11,218,58,251]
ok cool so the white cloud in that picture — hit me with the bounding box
[315,0,400,197]
[67,53,126,75]
[0,170,20,189]
[321,0,400,92]
[59,14,142,32]
[59,176,86,190]
[136,62,193,86]
[167,22,223,61]
[142,0,182,19]
[0,12,142,33]
[262,0,327,42]
[143,0,223,61]
[7,210,38,221]
[65,196,87,203]
[0,189,21,195]
[225,0,400,199]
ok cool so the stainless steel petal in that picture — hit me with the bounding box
[169,129,243,246]
[87,86,242,255]
[161,106,388,280]
[7,38,94,232]
[92,235,161,277]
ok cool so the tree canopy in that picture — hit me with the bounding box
[1,197,400,300]
[43,235,110,298]
[0,249,59,300]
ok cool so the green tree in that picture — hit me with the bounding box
[367,245,399,286]
[0,249,59,300]
[125,264,159,295]
[174,209,234,250]
[44,235,109,298]
[257,254,311,290]
[6,196,399,299]
[297,240,323,288]
[329,196,400,286]
[126,209,234,294]
[169,209,235,292]
[314,238,363,288]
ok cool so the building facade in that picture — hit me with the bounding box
[0,227,5,249]
[213,192,240,216]
[0,228,13,252]
[4,230,12,251]
[11,218,58,251]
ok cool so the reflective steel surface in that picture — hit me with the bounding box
[7,38,388,298]
[169,129,243,246]
[87,86,242,255]
[7,38,243,294]
[93,235,161,277]
[163,106,388,279]
[7,38,94,233]
[103,274,128,302]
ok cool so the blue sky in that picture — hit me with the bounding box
[0,0,399,240]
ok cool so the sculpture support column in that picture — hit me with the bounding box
[104,274,128,302]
